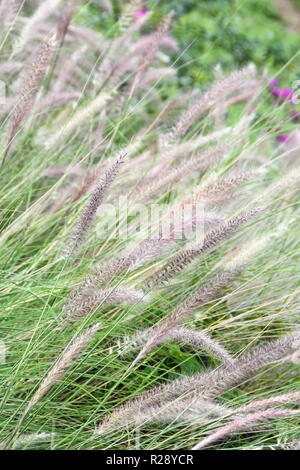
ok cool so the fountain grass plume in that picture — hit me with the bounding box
[131,266,244,368]
[2,35,57,165]
[144,208,260,289]
[62,153,125,259]
[192,408,300,450]
[99,332,300,432]
[24,323,100,416]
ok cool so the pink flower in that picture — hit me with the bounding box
[281,88,293,100]
[271,87,283,98]
[269,78,279,87]
[134,8,149,20]
[271,87,293,101]
[278,134,290,143]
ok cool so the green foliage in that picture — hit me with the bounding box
[166,0,299,84]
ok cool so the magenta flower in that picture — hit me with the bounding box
[269,78,279,87]
[278,134,290,143]
[271,87,283,98]
[271,87,293,101]
[281,88,293,100]
[134,8,149,20]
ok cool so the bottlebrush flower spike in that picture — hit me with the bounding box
[192,408,300,450]
[56,0,78,42]
[167,66,255,142]
[113,396,229,430]
[181,171,256,206]
[119,1,145,32]
[99,332,300,432]
[0,0,22,32]
[2,35,57,165]
[134,8,149,21]
[121,326,233,365]
[62,154,125,259]
[129,12,174,98]
[24,324,100,415]
[135,143,224,202]
[278,134,290,143]
[64,287,149,322]
[144,209,260,289]
[131,267,243,368]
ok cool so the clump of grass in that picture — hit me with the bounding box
[24,323,100,416]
